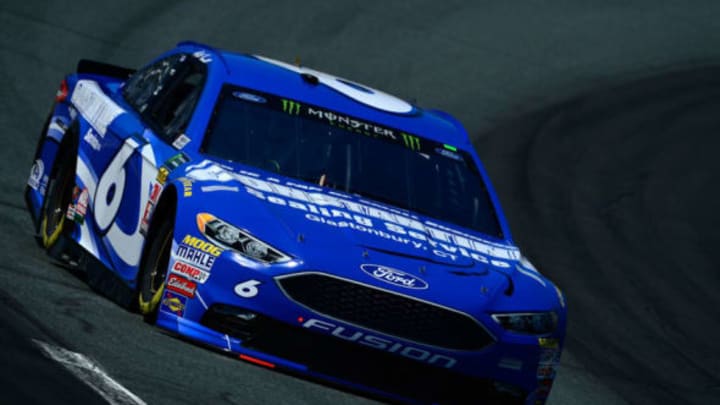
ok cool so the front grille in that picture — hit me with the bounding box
[276,273,494,350]
[200,305,524,404]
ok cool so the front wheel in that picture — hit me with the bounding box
[138,218,174,323]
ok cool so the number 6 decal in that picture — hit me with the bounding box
[94,139,136,232]
[256,56,414,114]
[234,279,261,298]
[93,137,157,266]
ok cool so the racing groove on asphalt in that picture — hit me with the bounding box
[477,67,720,404]
[2,1,720,404]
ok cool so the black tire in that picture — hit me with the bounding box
[137,217,174,323]
[40,137,76,249]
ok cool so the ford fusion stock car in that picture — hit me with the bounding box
[25,42,566,404]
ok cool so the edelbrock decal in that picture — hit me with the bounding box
[361,264,428,290]
[166,274,196,298]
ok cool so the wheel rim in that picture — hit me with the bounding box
[139,227,172,315]
[41,158,73,248]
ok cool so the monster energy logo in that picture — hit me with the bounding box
[282,99,302,115]
[401,133,421,151]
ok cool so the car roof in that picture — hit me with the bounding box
[175,42,472,149]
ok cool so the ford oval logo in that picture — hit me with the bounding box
[360,264,428,290]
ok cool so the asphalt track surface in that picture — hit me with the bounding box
[1,1,719,404]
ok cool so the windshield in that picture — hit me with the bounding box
[201,86,502,238]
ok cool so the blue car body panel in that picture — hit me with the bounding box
[25,42,566,404]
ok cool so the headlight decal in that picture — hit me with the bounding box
[197,213,290,264]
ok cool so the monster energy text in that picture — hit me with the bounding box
[306,107,397,141]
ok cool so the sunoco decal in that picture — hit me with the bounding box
[361,264,428,290]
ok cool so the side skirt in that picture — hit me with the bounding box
[48,234,137,310]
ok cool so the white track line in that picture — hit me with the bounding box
[32,339,146,405]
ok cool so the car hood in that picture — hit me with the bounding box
[182,160,555,312]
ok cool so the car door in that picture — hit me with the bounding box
[78,53,207,281]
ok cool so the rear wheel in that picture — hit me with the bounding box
[138,217,174,323]
[40,137,76,249]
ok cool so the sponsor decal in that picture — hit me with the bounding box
[200,185,239,193]
[166,274,197,298]
[161,291,187,317]
[234,279,261,298]
[537,365,555,378]
[401,132,420,151]
[184,162,520,268]
[181,235,222,256]
[179,177,193,197]
[360,264,428,290]
[170,260,210,283]
[232,91,266,104]
[302,318,457,369]
[538,338,559,349]
[165,153,191,170]
[28,159,44,190]
[83,127,102,151]
[156,153,190,186]
[307,106,396,140]
[157,166,170,184]
[434,147,462,161]
[66,186,89,224]
[139,182,162,236]
[192,50,212,64]
[281,99,302,115]
[70,80,125,136]
[174,234,222,270]
[535,345,560,401]
[172,133,191,150]
[175,245,217,270]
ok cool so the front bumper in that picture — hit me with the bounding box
[156,263,563,404]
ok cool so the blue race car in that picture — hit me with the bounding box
[25,41,566,404]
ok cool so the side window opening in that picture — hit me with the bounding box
[122,53,206,141]
[149,70,204,137]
